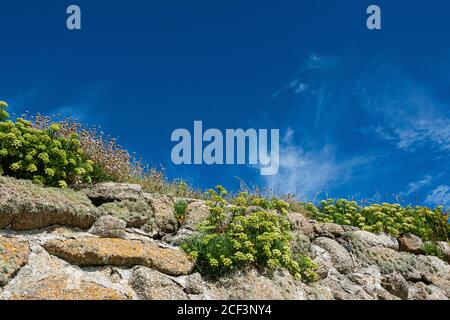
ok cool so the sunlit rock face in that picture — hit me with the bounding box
[0,177,449,300]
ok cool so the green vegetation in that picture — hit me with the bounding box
[128,170,203,199]
[29,112,141,184]
[0,102,93,187]
[422,242,446,260]
[181,186,318,282]
[303,199,449,241]
[295,254,318,283]
[1,99,448,280]
[174,199,188,225]
[344,232,417,275]
[99,199,156,233]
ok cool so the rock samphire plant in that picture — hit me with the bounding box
[181,186,318,282]
[304,199,449,241]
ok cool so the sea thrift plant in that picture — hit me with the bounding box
[0,102,93,187]
[28,114,143,183]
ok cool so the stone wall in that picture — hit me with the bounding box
[0,176,449,300]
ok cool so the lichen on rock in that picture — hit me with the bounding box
[0,177,448,300]
[98,200,157,235]
[43,237,194,276]
[0,237,30,286]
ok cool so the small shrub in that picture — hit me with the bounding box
[295,254,318,283]
[29,114,140,183]
[422,242,446,260]
[230,191,289,215]
[174,199,188,224]
[304,199,449,241]
[181,233,236,276]
[182,186,317,282]
[0,102,93,187]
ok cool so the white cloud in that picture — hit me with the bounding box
[425,185,450,206]
[403,175,432,196]
[271,78,309,98]
[357,63,450,153]
[271,54,338,99]
[263,136,372,200]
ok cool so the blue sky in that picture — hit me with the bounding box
[1,0,450,207]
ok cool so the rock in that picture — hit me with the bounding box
[82,182,143,206]
[0,248,133,300]
[0,237,30,286]
[99,200,157,235]
[421,274,450,297]
[313,237,354,274]
[381,273,409,299]
[342,225,360,232]
[310,245,333,279]
[130,267,188,300]
[407,282,449,300]
[364,246,416,276]
[205,270,306,300]
[308,268,373,300]
[398,234,423,254]
[0,176,98,231]
[343,233,418,276]
[313,222,345,239]
[43,237,194,276]
[98,266,123,283]
[184,201,210,230]
[145,194,178,235]
[1,175,449,300]
[6,275,132,300]
[347,266,399,300]
[89,215,127,238]
[172,273,204,295]
[162,228,197,246]
[291,231,312,255]
[352,230,399,251]
[436,241,450,263]
[287,211,314,239]
[415,255,450,280]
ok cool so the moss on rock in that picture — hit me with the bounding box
[0,176,98,230]
[98,199,156,234]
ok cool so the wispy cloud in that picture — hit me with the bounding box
[271,54,338,99]
[402,175,433,196]
[425,185,450,207]
[267,55,375,199]
[357,62,450,153]
[271,78,309,98]
[263,130,373,200]
[268,54,450,203]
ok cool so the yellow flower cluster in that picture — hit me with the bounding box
[0,103,94,186]
[305,199,449,241]
[181,187,318,282]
